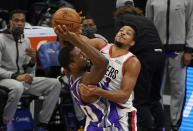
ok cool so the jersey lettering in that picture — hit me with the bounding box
[106,65,119,79]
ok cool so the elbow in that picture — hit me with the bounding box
[118,95,130,104]
[119,99,128,104]
[97,57,109,69]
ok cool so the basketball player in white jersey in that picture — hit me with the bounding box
[55,24,141,131]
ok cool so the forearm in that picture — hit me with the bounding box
[94,88,131,104]
[0,67,15,79]
[71,36,108,66]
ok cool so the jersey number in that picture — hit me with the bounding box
[105,77,111,87]
[80,105,98,122]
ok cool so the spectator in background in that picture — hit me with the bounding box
[81,15,108,42]
[115,2,166,131]
[146,0,193,130]
[0,9,61,131]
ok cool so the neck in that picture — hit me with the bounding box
[114,44,129,52]
[71,72,84,83]
[110,45,129,57]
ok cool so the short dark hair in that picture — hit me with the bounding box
[58,44,75,71]
[84,14,94,20]
[9,9,26,20]
[115,14,138,41]
[114,6,143,20]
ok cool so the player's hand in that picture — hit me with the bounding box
[181,53,192,67]
[54,25,65,40]
[16,73,33,84]
[79,83,98,97]
[54,25,80,44]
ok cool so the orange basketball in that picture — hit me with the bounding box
[52,7,81,32]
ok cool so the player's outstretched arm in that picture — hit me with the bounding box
[79,57,141,104]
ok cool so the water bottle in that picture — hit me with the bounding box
[23,82,31,89]
[23,69,35,89]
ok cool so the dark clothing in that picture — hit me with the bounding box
[134,51,165,131]
[115,14,165,130]
[115,14,163,55]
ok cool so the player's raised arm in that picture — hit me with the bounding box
[56,25,109,85]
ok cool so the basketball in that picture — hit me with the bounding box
[52,7,81,32]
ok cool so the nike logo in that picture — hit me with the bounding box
[101,51,107,54]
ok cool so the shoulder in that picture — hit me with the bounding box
[124,56,141,73]
[0,33,8,47]
[94,33,108,43]
[80,35,107,49]
[0,33,6,40]
[127,56,140,65]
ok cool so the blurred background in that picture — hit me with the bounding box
[0,0,147,42]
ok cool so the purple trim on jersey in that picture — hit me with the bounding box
[68,76,120,130]
[86,125,118,131]
[86,125,103,131]
[87,103,103,124]
[109,101,121,128]
[98,82,120,130]
[68,76,83,105]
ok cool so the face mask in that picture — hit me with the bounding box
[81,27,95,39]
[12,27,24,37]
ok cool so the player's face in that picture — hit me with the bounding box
[114,26,135,47]
[82,18,97,32]
[9,13,26,31]
[71,47,88,71]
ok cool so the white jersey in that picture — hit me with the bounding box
[100,43,135,108]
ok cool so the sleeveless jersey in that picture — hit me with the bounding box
[100,43,135,108]
[68,76,120,131]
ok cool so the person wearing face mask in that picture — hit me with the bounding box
[0,9,61,131]
[81,15,108,42]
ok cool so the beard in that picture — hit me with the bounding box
[114,40,124,48]
[12,27,24,40]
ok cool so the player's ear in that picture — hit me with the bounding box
[69,63,76,69]
[130,40,135,47]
